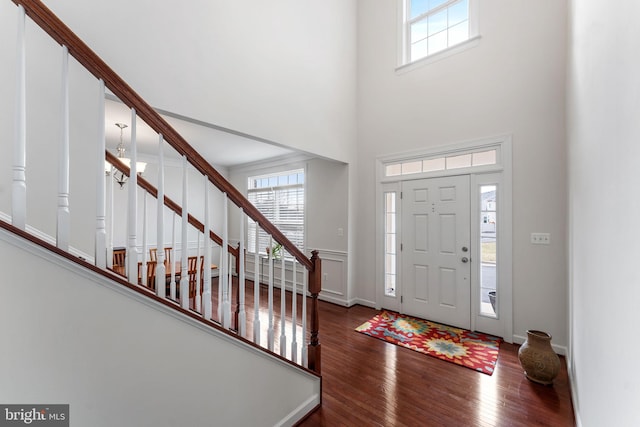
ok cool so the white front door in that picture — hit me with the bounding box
[401,175,471,329]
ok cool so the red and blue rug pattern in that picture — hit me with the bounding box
[355,310,501,375]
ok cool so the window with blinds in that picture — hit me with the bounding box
[247,169,305,257]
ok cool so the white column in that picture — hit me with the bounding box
[238,210,246,337]
[279,251,287,357]
[268,235,274,352]
[202,176,212,320]
[179,156,189,309]
[301,271,308,368]
[156,134,166,298]
[57,45,70,251]
[291,260,298,363]
[253,222,261,344]
[95,79,107,268]
[12,5,26,230]
[221,193,231,328]
[126,108,139,284]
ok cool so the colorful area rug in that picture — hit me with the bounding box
[355,310,501,375]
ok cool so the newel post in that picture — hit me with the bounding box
[308,250,322,374]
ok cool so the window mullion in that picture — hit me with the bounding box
[408,0,459,25]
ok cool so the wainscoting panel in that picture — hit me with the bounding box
[317,249,348,306]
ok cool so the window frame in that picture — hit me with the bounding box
[397,0,480,71]
[246,168,305,259]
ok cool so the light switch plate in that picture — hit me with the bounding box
[531,233,551,245]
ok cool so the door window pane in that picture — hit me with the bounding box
[423,157,446,172]
[402,161,423,175]
[472,150,497,166]
[446,153,472,169]
[480,185,497,317]
[384,191,397,297]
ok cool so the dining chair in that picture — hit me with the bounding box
[150,247,172,265]
[187,256,199,298]
[112,248,126,277]
[138,260,157,291]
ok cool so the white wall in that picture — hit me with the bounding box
[0,229,320,427]
[39,0,358,165]
[567,1,640,425]
[356,1,568,345]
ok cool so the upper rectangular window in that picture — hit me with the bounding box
[403,0,473,65]
[384,148,497,178]
[247,169,305,257]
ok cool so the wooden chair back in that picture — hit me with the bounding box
[187,256,199,298]
[138,260,157,291]
[150,247,172,265]
[112,248,126,277]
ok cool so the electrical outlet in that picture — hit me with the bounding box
[531,233,551,245]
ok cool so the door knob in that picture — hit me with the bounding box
[461,257,469,263]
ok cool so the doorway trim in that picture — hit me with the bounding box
[375,135,513,342]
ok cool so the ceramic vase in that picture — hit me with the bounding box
[518,330,560,385]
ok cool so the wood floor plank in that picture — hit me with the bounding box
[204,278,574,426]
[299,302,575,427]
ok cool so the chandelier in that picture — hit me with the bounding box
[106,122,147,188]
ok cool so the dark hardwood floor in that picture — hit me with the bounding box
[300,302,575,427]
[201,278,575,426]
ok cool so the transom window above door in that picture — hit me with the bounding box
[401,0,478,66]
[384,148,497,178]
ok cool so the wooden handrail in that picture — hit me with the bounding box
[106,152,239,258]
[13,0,312,271]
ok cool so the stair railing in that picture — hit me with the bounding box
[7,0,321,373]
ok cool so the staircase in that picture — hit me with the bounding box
[0,1,321,425]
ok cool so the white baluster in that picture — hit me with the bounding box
[253,222,261,344]
[106,162,114,269]
[302,270,308,368]
[280,251,287,357]
[141,192,148,287]
[221,193,231,328]
[291,260,298,363]
[196,232,202,313]
[238,211,246,337]
[268,235,274,352]
[95,80,107,268]
[170,212,177,295]
[202,177,212,320]
[127,109,139,284]
[179,156,189,309]
[217,233,223,320]
[57,45,70,251]
[12,5,26,230]
[156,134,166,298]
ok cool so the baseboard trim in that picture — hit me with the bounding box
[566,354,582,427]
[512,334,568,356]
[275,393,321,427]
[350,298,376,309]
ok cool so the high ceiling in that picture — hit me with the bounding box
[104,97,297,168]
